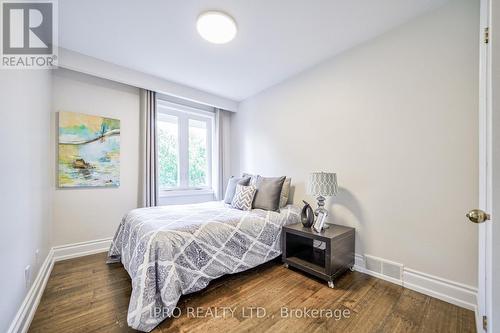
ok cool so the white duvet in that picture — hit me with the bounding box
[107,201,300,332]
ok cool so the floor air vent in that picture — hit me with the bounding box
[364,255,403,281]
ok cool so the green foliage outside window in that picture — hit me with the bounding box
[189,129,207,187]
[158,125,207,189]
[158,127,178,188]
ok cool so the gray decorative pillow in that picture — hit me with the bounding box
[280,177,292,208]
[242,173,259,186]
[253,176,286,211]
[224,176,250,204]
[231,184,257,211]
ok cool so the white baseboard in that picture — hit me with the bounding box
[7,249,54,333]
[8,238,113,333]
[354,253,477,311]
[403,268,477,310]
[52,237,112,262]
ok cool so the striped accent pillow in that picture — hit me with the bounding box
[231,184,257,211]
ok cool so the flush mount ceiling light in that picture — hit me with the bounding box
[197,11,237,44]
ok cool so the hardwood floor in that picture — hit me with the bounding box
[29,253,475,333]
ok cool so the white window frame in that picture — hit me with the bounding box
[157,99,214,195]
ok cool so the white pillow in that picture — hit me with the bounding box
[231,184,257,211]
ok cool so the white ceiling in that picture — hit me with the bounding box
[59,0,448,101]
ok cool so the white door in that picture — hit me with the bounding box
[474,0,498,332]
[490,1,500,331]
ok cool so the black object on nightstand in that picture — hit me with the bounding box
[282,223,355,288]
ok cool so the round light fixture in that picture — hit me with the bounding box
[197,11,237,44]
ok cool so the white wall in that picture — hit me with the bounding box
[52,69,140,246]
[0,70,53,332]
[231,0,479,287]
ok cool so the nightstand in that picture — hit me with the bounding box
[282,223,355,288]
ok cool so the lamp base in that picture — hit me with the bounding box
[313,196,329,232]
[315,195,327,217]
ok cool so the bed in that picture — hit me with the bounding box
[107,200,301,332]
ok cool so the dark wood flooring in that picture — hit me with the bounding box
[28,253,475,333]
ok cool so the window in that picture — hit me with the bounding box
[157,100,213,193]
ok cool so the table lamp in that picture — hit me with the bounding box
[306,172,338,225]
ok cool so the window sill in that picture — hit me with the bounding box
[159,189,214,198]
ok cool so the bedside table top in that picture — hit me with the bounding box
[283,223,354,240]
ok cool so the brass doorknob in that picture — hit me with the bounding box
[466,209,491,223]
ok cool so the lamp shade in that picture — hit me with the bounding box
[306,172,338,197]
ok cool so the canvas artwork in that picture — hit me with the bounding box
[58,111,120,187]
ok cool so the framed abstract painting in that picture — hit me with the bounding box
[58,111,120,188]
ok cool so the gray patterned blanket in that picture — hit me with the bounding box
[107,201,300,332]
